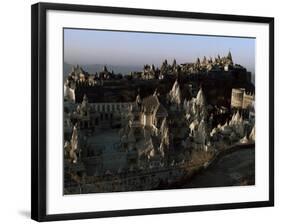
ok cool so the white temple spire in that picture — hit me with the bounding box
[168,79,181,105]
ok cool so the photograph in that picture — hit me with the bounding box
[63,28,256,195]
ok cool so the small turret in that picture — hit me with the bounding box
[227,50,233,61]
[80,94,89,114]
[168,79,181,106]
[83,94,88,102]
[103,65,108,73]
[196,87,206,107]
[135,93,141,107]
[172,59,177,68]
[153,88,158,96]
[202,56,207,64]
[69,124,79,163]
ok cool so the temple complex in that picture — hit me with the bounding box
[63,53,255,194]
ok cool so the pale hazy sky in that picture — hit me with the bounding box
[64,28,255,74]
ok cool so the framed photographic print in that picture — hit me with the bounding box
[31,2,274,222]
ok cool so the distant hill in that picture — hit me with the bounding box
[63,62,143,77]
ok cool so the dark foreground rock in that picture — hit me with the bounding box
[182,147,255,188]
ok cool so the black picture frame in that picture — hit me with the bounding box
[31,2,274,222]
